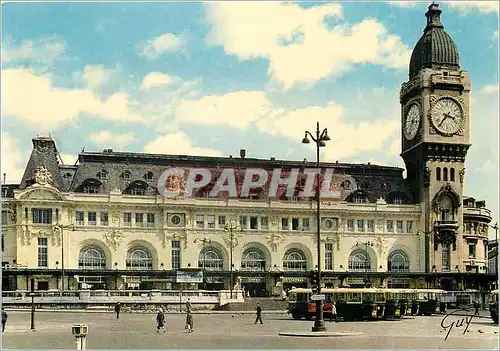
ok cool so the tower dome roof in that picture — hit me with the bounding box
[409,3,460,78]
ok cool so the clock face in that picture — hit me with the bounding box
[404,104,421,140]
[430,98,463,135]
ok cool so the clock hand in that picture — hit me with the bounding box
[438,115,448,127]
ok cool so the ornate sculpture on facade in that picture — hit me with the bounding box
[434,228,457,251]
[52,226,62,246]
[103,230,124,251]
[21,226,32,245]
[459,168,465,185]
[111,211,120,224]
[8,203,17,223]
[374,236,388,256]
[266,233,285,252]
[34,166,53,186]
[162,231,188,249]
[423,166,431,188]
[223,231,242,249]
[432,184,461,214]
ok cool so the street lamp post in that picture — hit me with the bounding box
[356,241,374,288]
[193,238,212,289]
[224,220,240,299]
[302,121,330,332]
[54,223,75,294]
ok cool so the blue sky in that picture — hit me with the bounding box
[1,1,499,235]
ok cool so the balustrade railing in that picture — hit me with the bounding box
[1,289,242,304]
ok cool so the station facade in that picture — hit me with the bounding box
[1,4,497,295]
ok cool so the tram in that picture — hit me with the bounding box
[287,287,445,321]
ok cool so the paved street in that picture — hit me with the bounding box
[1,311,498,349]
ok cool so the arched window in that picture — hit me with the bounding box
[388,251,410,272]
[241,249,266,271]
[198,248,223,271]
[124,180,149,195]
[79,178,102,194]
[126,246,153,270]
[443,167,448,181]
[283,249,307,271]
[436,167,441,181]
[348,249,370,272]
[450,168,455,182]
[78,246,106,269]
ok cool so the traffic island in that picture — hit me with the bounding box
[279,331,362,337]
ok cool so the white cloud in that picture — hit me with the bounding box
[140,72,175,90]
[143,132,221,156]
[137,33,184,60]
[175,91,275,129]
[175,90,398,160]
[257,102,399,160]
[0,134,30,184]
[1,35,67,68]
[481,84,500,94]
[74,64,116,89]
[1,68,143,130]
[465,89,500,235]
[385,1,419,8]
[89,131,135,150]
[447,1,499,14]
[205,2,411,89]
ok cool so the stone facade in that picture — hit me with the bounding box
[0,3,497,294]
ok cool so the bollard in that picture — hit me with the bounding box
[72,324,88,350]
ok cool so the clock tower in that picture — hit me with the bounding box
[400,3,471,276]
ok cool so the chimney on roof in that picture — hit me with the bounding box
[240,149,246,159]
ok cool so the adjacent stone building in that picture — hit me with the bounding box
[1,4,497,294]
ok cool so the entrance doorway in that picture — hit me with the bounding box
[243,283,267,297]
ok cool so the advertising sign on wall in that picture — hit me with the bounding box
[176,271,203,283]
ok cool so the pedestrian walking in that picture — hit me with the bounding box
[186,298,192,312]
[156,308,166,333]
[474,300,480,316]
[185,311,194,333]
[1,308,7,332]
[330,303,338,323]
[115,302,121,319]
[254,303,263,324]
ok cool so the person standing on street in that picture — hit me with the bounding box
[474,300,480,316]
[330,303,338,323]
[1,308,7,332]
[115,302,121,319]
[254,303,263,324]
[186,298,192,312]
[185,310,194,333]
[156,308,166,333]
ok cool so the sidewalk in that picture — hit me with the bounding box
[3,307,289,315]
